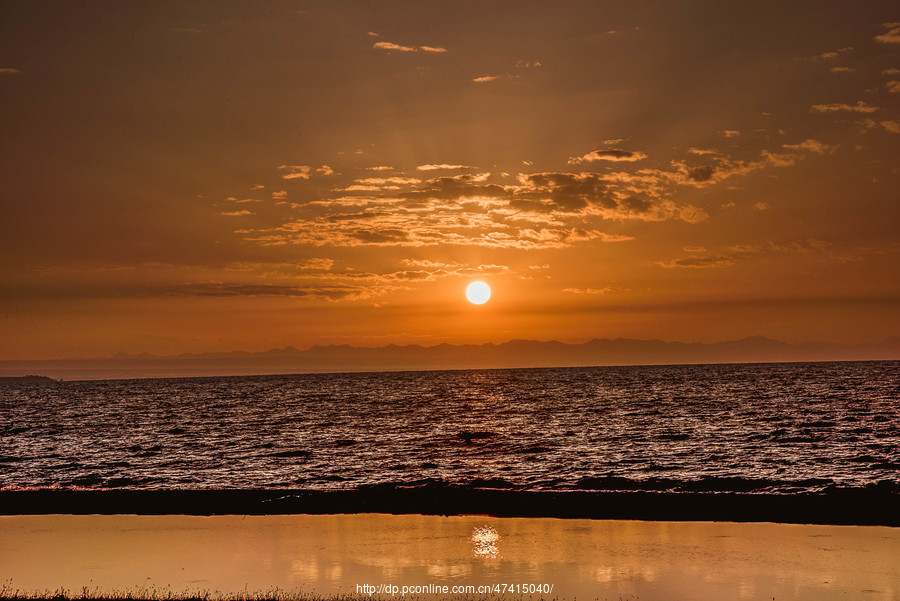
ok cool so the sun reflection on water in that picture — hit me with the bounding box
[470,525,500,558]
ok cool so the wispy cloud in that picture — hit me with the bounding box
[373,41,447,53]
[647,149,799,189]
[399,259,509,277]
[657,239,829,269]
[373,41,417,52]
[224,197,263,204]
[782,139,836,154]
[875,23,900,44]
[169,282,359,300]
[355,176,421,186]
[813,47,852,60]
[416,164,474,171]
[0,68,20,74]
[222,259,514,302]
[881,120,900,134]
[563,287,614,295]
[278,164,333,179]
[657,254,734,268]
[279,165,311,179]
[228,258,335,274]
[472,60,541,84]
[886,81,900,94]
[568,149,648,164]
[810,101,878,113]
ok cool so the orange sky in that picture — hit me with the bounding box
[1,1,899,360]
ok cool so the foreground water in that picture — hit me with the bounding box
[2,515,899,600]
[1,361,898,493]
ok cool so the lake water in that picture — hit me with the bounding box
[1,514,899,601]
[1,361,899,494]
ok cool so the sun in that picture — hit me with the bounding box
[466,281,491,305]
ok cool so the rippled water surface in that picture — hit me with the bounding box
[1,362,898,493]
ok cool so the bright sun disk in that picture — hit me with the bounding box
[466,281,491,305]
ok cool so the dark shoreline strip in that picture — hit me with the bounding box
[1,488,898,526]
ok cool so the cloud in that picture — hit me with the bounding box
[781,139,835,154]
[228,258,335,274]
[271,190,288,199]
[568,149,648,164]
[159,259,518,302]
[814,47,852,60]
[660,150,797,188]
[473,60,541,84]
[591,142,822,214]
[416,164,475,171]
[373,41,447,53]
[829,67,855,73]
[316,165,334,176]
[373,41,417,52]
[355,176,421,186]
[0,68,20,74]
[295,258,334,271]
[884,68,900,75]
[563,287,614,295]
[399,259,509,277]
[242,140,828,253]
[399,259,455,269]
[339,184,384,192]
[169,282,359,300]
[239,175,641,249]
[515,172,614,211]
[657,239,830,269]
[881,120,900,134]
[722,130,741,138]
[657,255,734,269]
[279,165,311,179]
[224,197,263,204]
[875,24,900,44]
[220,210,253,216]
[810,101,878,113]
[886,81,900,94]
[367,32,380,37]
[250,184,265,190]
